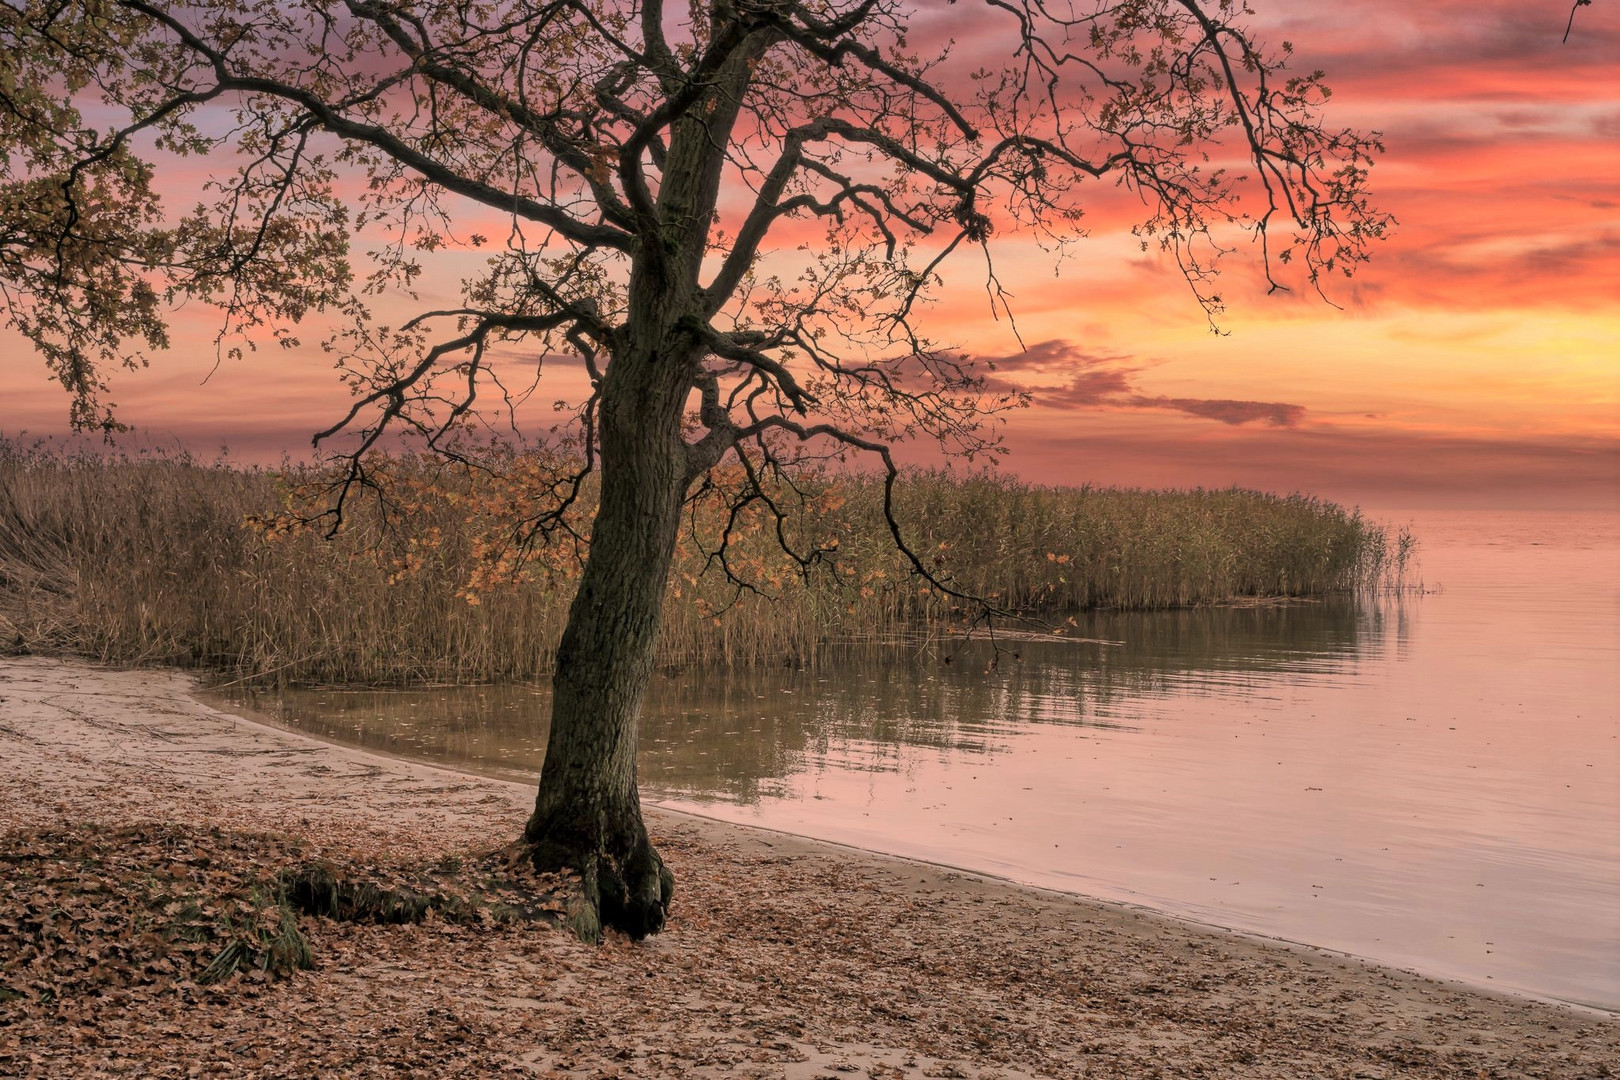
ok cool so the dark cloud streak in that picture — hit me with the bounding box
[982,341,1307,427]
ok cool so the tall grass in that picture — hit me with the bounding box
[0,440,1411,685]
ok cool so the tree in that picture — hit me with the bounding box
[0,0,1385,939]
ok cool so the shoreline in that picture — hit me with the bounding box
[205,678,1618,1019]
[638,804,1619,1022]
[204,687,1559,1015]
[3,655,1615,1078]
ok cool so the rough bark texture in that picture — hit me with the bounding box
[521,333,693,941]
[519,38,766,941]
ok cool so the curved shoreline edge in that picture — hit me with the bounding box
[636,802,1618,1020]
[199,673,1616,1019]
[2,655,1615,1078]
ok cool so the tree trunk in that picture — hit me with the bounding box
[517,32,759,939]
[520,345,690,941]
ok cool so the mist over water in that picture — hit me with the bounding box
[219,509,1620,1010]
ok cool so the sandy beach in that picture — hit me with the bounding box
[1,655,1614,1078]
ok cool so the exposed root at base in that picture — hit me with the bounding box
[282,863,465,925]
[517,830,675,944]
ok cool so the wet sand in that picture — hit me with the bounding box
[1,656,1614,1078]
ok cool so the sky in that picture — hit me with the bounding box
[1,0,1616,510]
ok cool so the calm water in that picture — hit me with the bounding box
[218,509,1620,1010]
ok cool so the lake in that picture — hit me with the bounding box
[216,508,1620,1011]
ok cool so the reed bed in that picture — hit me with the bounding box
[0,440,1411,685]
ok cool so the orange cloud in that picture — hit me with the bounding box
[2,0,1616,513]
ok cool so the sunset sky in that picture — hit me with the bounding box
[2,0,1616,510]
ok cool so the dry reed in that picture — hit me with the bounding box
[0,440,1411,685]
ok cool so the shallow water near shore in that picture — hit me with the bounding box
[216,508,1620,1010]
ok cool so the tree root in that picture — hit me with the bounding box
[281,857,574,930]
[522,832,674,943]
[281,863,466,925]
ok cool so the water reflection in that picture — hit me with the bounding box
[222,597,1381,801]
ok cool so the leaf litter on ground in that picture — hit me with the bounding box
[0,821,574,1012]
